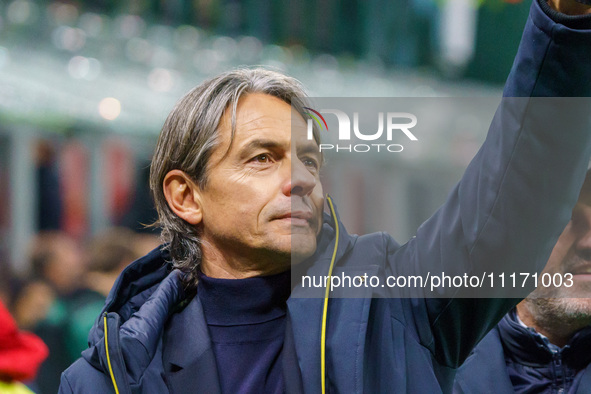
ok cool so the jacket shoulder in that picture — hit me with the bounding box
[348,231,397,264]
[59,358,114,394]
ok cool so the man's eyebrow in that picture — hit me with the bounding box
[240,139,286,153]
[298,142,321,156]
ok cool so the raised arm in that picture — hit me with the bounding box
[389,0,591,368]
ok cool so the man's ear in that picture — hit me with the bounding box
[163,170,203,225]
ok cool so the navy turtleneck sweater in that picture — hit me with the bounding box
[498,309,591,393]
[196,269,291,394]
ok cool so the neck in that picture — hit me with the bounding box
[516,299,591,348]
[200,243,291,279]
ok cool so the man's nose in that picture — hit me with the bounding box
[282,158,317,197]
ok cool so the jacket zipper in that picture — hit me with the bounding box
[104,313,121,394]
[321,195,339,394]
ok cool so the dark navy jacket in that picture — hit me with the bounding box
[59,1,591,393]
[453,312,591,394]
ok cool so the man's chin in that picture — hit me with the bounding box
[289,236,318,266]
[533,297,591,320]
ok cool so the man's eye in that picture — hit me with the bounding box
[251,154,271,163]
[303,157,319,170]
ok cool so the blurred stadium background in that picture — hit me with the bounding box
[0,1,534,391]
[0,0,530,273]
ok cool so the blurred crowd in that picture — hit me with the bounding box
[0,227,160,393]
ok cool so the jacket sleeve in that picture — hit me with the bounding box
[388,0,591,368]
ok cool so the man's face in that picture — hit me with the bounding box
[197,93,324,275]
[527,173,591,317]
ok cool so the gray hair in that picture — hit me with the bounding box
[150,68,319,287]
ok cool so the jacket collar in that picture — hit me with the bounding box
[498,309,591,369]
[493,310,591,394]
[81,266,186,393]
[162,295,222,394]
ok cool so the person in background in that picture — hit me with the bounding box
[30,228,145,394]
[11,280,56,332]
[28,231,84,298]
[454,171,591,393]
[64,227,145,361]
[0,301,48,394]
[9,232,79,332]
[18,231,84,394]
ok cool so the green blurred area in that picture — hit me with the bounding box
[466,0,530,83]
[0,0,532,82]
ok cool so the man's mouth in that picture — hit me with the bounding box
[566,263,591,281]
[276,211,314,226]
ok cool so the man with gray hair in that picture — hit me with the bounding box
[60,0,591,393]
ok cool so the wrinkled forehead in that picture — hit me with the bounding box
[291,107,309,139]
[221,96,318,142]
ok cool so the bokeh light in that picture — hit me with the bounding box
[117,15,146,39]
[125,38,153,64]
[212,37,237,63]
[78,13,104,38]
[47,2,79,25]
[238,36,262,63]
[67,56,101,80]
[147,68,176,92]
[6,0,38,25]
[98,97,121,120]
[174,25,200,51]
[52,26,86,51]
